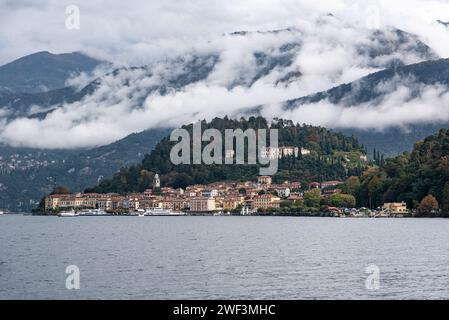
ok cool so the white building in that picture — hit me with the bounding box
[260,146,310,159]
[202,189,218,197]
[275,187,291,198]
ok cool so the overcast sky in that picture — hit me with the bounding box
[1,0,449,66]
[1,0,449,149]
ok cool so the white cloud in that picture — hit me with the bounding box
[277,81,449,130]
[1,0,449,149]
[1,0,449,65]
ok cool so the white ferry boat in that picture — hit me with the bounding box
[58,210,78,217]
[144,208,186,216]
[0,210,4,215]
[77,209,108,216]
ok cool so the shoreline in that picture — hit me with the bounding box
[6,212,447,218]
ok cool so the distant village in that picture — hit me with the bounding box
[44,172,408,217]
[0,153,57,173]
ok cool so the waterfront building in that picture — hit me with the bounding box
[162,197,189,211]
[45,194,62,210]
[189,197,216,213]
[222,196,245,210]
[382,202,408,215]
[97,195,114,210]
[252,194,281,209]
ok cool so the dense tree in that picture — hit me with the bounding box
[341,129,449,211]
[344,176,360,196]
[418,195,439,215]
[328,193,356,208]
[442,182,449,213]
[367,176,382,208]
[304,189,321,209]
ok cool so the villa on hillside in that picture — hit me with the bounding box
[382,202,408,215]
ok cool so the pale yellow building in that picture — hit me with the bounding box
[252,194,281,209]
[189,197,216,212]
[162,197,189,211]
[382,202,408,214]
[222,196,245,210]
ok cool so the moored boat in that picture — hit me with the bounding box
[58,210,78,217]
[77,208,108,216]
[144,208,187,216]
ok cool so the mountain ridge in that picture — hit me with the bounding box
[0,51,104,94]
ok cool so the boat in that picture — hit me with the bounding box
[144,208,186,216]
[0,210,4,215]
[77,208,108,216]
[58,210,78,217]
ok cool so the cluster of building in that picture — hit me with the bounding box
[44,171,409,216]
[45,174,304,214]
[0,154,56,173]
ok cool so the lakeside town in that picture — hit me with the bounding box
[41,173,410,218]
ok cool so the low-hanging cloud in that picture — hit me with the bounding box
[275,80,449,131]
[1,0,449,149]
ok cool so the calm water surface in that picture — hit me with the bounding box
[1,215,448,299]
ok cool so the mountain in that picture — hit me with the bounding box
[0,51,103,94]
[285,58,449,107]
[283,58,449,155]
[0,87,80,119]
[0,26,437,122]
[0,55,218,120]
[87,117,368,194]
[0,128,170,211]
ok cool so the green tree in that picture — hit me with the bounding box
[442,182,449,213]
[304,189,321,209]
[344,176,360,196]
[367,176,382,208]
[329,193,356,208]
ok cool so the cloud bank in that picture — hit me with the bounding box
[1,0,449,149]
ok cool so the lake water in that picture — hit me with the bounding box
[1,215,449,299]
